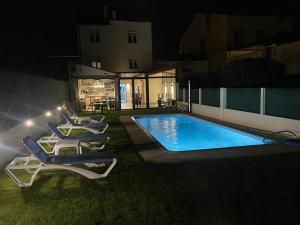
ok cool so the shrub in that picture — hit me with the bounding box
[220,58,285,87]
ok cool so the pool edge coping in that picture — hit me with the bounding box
[120,113,300,163]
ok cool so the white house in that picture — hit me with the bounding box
[77,19,153,73]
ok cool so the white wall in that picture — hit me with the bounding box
[0,70,68,169]
[192,103,300,136]
[79,20,153,73]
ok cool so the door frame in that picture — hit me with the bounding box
[120,77,148,109]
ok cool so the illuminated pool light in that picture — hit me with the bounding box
[45,111,52,117]
[24,119,34,127]
[57,106,62,111]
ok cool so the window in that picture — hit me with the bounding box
[91,58,101,68]
[128,32,137,43]
[129,58,138,69]
[256,30,265,43]
[89,31,100,43]
[234,29,244,48]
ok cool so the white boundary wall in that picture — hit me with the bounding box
[181,87,300,136]
[0,70,68,169]
[192,103,300,136]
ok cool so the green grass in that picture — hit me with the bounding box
[1,109,300,225]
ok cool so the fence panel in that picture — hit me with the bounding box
[178,88,183,101]
[227,88,260,113]
[202,88,220,107]
[266,88,300,120]
[191,89,199,104]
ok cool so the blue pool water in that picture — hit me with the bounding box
[133,114,268,151]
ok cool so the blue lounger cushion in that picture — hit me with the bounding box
[23,136,114,165]
[64,133,108,141]
[50,151,114,164]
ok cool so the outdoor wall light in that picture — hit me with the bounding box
[45,111,52,117]
[24,119,34,127]
[57,106,62,111]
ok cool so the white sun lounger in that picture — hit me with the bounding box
[5,136,117,187]
[57,113,109,135]
[37,123,110,153]
[65,106,105,124]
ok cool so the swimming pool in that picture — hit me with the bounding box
[133,114,269,152]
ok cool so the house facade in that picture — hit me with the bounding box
[78,20,153,73]
[74,12,176,110]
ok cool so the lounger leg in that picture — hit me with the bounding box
[43,160,117,179]
[6,158,117,187]
[5,159,43,187]
[66,126,73,136]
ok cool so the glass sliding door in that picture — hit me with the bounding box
[149,77,176,108]
[120,79,133,109]
[148,69,176,108]
[133,79,146,108]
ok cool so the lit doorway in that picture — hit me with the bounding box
[133,79,146,108]
[120,79,133,109]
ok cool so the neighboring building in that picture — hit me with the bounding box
[155,55,208,81]
[179,13,292,72]
[228,41,300,75]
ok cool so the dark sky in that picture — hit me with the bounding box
[1,0,299,59]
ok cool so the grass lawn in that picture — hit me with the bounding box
[1,109,300,225]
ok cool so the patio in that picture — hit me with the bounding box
[1,109,300,225]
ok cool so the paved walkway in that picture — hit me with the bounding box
[120,114,300,163]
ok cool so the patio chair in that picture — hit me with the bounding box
[5,136,117,187]
[65,106,105,124]
[157,99,165,109]
[171,100,177,110]
[57,113,109,135]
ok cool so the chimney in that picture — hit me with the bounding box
[104,5,108,19]
[112,9,117,20]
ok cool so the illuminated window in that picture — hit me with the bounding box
[129,58,138,69]
[89,31,100,43]
[91,57,101,68]
[128,32,137,43]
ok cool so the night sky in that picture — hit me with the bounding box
[1,0,299,59]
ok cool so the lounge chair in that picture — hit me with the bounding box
[57,113,109,135]
[5,136,117,187]
[37,123,110,153]
[65,106,105,124]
